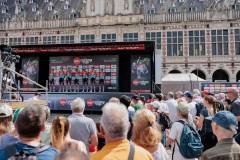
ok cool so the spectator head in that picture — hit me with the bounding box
[149,94,155,99]
[176,102,189,120]
[0,103,13,135]
[150,101,161,112]
[201,90,209,97]
[119,95,131,108]
[108,97,120,104]
[34,93,41,97]
[167,92,174,99]
[193,89,201,96]
[71,98,85,113]
[175,91,183,99]
[155,93,164,101]
[211,111,238,138]
[218,93,226,101]
[130,94,141,106]
[140,96,146,104]
[226,88,239,101]
[184,91,193,102]
[132,109,161,149]
[100,103,129,141]
[204,95,218,114]
[51,116,69,151]
[15,105,46,139]
[56,142,87,160]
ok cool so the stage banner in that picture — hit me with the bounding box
[49,55,119,92]
[131,55,151,93]
[21,57,39,88]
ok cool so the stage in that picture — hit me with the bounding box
[3,92,152,112]
[6,41,155,111]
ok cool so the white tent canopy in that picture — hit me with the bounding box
[162,73,206,82]
[161,73,206,94]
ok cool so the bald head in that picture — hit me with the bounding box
[100,102,129,140]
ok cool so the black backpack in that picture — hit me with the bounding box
[8,144,50,160]
[158,112,171,131]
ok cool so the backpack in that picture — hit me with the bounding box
[158,112,171,131]
[8,143,50,160]
[173,120,203,159]
[195,102,204,117]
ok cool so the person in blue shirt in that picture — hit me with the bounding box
[0,105,58,160]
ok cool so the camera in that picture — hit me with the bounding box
[0,45,20,67]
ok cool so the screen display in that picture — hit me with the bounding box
[49,55,118,92]
[131,55,151,93]
[21,57,39,88]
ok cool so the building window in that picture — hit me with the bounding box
[123,33,138,42]
[80,34,95,43]
[189,30,205,56]
[211,29,228,55]
[43,36,57,44]
[60,35,74,44]
[146,32,161,49]
[235,29,240,55]
[167,31,183,56]
[64,1,70,10]
[26,37,38,45]
[9,38,21,46]
[101,33,116,43]
[0,38,5,44]
[168,7,176,13]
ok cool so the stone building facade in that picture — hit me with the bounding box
[0,0,240,83]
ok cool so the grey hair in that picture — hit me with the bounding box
[100,102,129,139]
[71,98,85,113]
[230,88,239,97]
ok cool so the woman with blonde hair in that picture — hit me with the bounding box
[51,116,87,157]
[132,109,169,160]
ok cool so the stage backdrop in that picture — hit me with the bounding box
[49,55,119,92]
[131,55,151,93]
[21,57,39,88]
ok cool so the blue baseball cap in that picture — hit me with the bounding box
[211,111,238,132]
[184,91,193,99]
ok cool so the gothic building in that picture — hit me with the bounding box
[0,0,240,83]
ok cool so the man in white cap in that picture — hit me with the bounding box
[0,103,18,148]
[0,103,13,135]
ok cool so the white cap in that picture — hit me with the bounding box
[0,103,13,117]
[150,101,161,109]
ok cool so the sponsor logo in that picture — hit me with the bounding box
[87,99,94,107]
[59,98,67,106]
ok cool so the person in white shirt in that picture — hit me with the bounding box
[184,91,197,119]
[166,92,178,123]
[155,93,169,115]
[168,102,197,160]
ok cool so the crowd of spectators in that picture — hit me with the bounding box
[0,87,240,160]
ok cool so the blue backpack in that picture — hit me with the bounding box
[173,120,204,159]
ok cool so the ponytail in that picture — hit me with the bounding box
[51,116,69,151]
